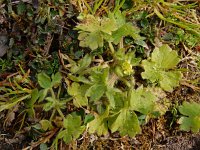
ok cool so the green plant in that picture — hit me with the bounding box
[55,7,185,142]
[55,113,85,144]
[153,1,200,37]
[57,52,169,141]
[0,59,13,73]
[178,101,200,132]
[0,68,39,130]
[76,10,146,51]
[58,12,183,140]
[37,72,68,120]
[141,44,182,92]
[1,1,199,149]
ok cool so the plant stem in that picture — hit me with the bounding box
[57,85,61,99]
[18,112,26,131]
[50,88,64,120]
[50,88,56,99]
[56,108,65,120]
[50,109,56,121]
[108,42,115,54]
[119,38,124,49]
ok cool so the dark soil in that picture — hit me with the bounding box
[157,134,200,150]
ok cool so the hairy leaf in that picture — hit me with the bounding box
[86,68,109,101]
[109,108,141,137]
[100,17,117,34]
[76,12,145,50]
[51,72,62,86]
[77,15,117,50]
[90,68,109,84]
[152,45,180,69]
[76,15,100,32]
[159,71,182,92]
[178,116,200,133]
[106,87,121,108]
[142,44,181,92]
[57,114,85,143]
[112,23,143,45]
[78,31,103,50]
[178,102,200,132]
[130,86,156,114]
[68,82,88,107]
[43,97,55,111]
[179,101,200,117]
[109,10,126,27]
[70,54,92,74]
[88,107,109,136]
[86,84,106,101]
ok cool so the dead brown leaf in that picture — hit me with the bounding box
[4,104,19,127]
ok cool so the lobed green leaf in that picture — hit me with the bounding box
[67,82,88,107]
[57,113,85,144]
[109,108,141,137]
[88,107,109,136]
[142,44,182,92]
[130,86,156,114]
[178,102,200,132]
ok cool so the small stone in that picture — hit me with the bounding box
[0,44,8,57]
